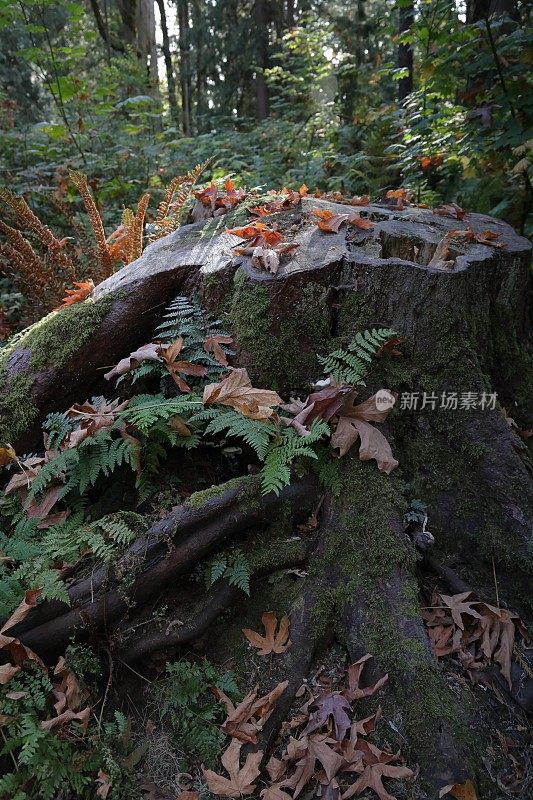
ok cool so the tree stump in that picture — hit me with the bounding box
[1,198,531,795]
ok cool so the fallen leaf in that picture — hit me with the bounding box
[0,444,16,467]
[204,334,233,366]
[41,705,91,731]
[202,739,262,797]
[0,663,20,684]
[433,203,466,221]
[385,188,413,210]
[440,592,482,630]
[251,246,280,274]
[439,779,478,799]
[159,336,208,392]
[312,209,373,233]
[342,763,414,800]
[215,681,288,743]
[304,693,351,743]
[57,280,94,308]
[242,611,291,656]
[204,368,282,420]
[342,655,388,702]
[96,769,112,799]
[104,343,162,381]
[330,391,398,473]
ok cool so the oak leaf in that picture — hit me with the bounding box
[57,280,94,308]
[202,739,262,797]
[204,368,282,421]
[242,611,291,656]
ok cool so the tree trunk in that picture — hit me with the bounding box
[2,198,531,795]
[254,0,270,120]
[398,1,414,103]
[177,0,193,135]
[155,0,179,125]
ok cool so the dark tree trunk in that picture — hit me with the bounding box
[177,0,193,135]
[155,0,179,126]
[254,0,270,120]
[398,1,414,103]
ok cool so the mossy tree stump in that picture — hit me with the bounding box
[2,199,531,795]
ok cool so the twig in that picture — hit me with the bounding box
[492,554,500,612]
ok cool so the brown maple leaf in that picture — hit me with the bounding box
[304,693,351,742]
[204,334,233,366]
[242,611,291,656]
[342,654,388,702]
[203,368,282,421]
[342,763,414,800]
[330,391,399,474]
[202,739,263,797]
[440,592,482,630]
[57,280,94,309]
[433,203,466,221]
[159,336,208,392]
[385,188,413,210]
[215,680,288,743]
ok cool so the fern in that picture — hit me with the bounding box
[194,407,278,461]
[261,420,330,495]
[312,447,342,497]
[120,393,203,433]
[225,550,251,595]
[318,328,398,385]
[205,550,251,595]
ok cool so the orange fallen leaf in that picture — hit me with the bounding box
[0,444,16,467]
[439,779,478,800]
[57,280,94,308]
[312,208,373,233]
[243,611,291,656]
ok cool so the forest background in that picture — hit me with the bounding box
[0,0,531,334]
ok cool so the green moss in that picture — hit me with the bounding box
[185,474,262,512]
[0,296,114,445]
[226,271,331,392]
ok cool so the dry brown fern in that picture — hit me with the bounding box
[150,159,211,241]
[69,169,114,280]
[0,188,77,282]
[132,193,150,261]
[121,207,135,264]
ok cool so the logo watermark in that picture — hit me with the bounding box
[398,391,497,411]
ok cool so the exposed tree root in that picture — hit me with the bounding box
[15,475,319,658]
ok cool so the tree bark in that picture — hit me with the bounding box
[155,0,179,125]
[177,0,193,135]
[254,0,270,120]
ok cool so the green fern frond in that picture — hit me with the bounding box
[318,327,398,386]
[198,408,278,461]
[261,420,330,495]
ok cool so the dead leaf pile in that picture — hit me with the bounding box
[250,184,308,217]
[282,385,398,475]
[312,208,374,233]
[191,178,246,223]
[203,367,282,420]
[226,221,299,275]
[422,589,529,690]
[205,652,411,800]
